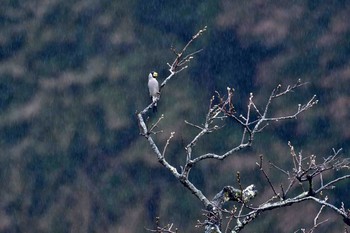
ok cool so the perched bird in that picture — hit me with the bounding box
[148,71,160,112]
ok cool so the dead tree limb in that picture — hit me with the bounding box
[137,27,350,233]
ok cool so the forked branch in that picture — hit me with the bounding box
[136,27,350,233]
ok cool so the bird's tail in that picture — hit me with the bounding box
[152,96,158,112]
[153,105,157,113]
[152,96,158,103]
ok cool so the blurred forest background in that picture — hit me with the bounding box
[1,0,350,232]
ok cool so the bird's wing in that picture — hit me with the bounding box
[148,78,159,97]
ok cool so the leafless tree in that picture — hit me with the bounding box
[137,27,350,233]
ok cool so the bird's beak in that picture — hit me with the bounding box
[153,72,158,78]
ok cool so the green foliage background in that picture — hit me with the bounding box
[0,0,349,232]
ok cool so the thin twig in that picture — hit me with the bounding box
[162,132,175,158]
[257,155,280,199]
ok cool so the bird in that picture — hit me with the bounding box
[148,71,160,112]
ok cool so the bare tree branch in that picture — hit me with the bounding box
[136,27,350,233]
[162,26,207,88]
[227,145,350,232]
[146,217,178,233]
